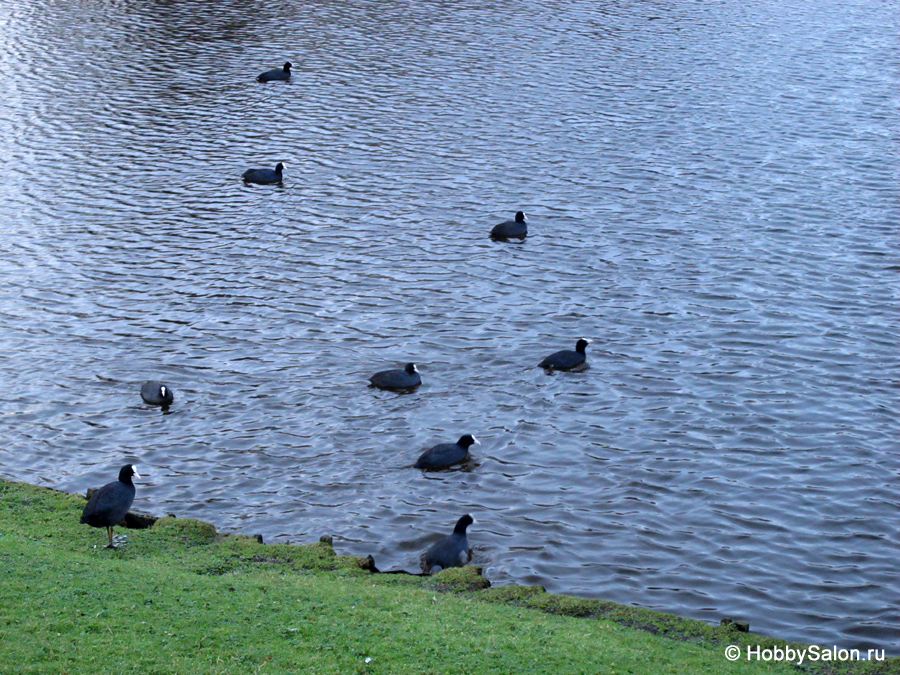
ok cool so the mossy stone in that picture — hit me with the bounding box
[426,565,491,593]
[152,516,219,545]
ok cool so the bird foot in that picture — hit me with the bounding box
[105,534,129,548]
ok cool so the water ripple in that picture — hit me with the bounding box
[0,0,898,654]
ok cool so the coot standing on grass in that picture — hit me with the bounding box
[539,338,591,371]
[242,162,285,185]
[490,211,528,240]
[140,381,174,406]
[80,464,139,548]
[369,363,421,391]
[257,62,292,82]
[414,435,479,470]
[423,514,474,573]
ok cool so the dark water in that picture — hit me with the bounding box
[1,0,897,654]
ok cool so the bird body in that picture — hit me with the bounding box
[257,62,292,82]
[369,363,421,391]
[414,435,479,470]
[490,211,528,240]
[242,162,285,185]
[140,381,174,406]
[80,464,139,548]
[423,514,474,573]
[539,338,591,371]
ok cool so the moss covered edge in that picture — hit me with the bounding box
[2,477,896,675]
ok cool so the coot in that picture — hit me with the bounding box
[490,211,528,240]
[242,162,285,185]
[539,338,591,371]
[414,434,479,470]
[369,363,421,391]
[80,464,139,548]
[423,514,474,573]
[140,381,174,406]
[257,62,292,83]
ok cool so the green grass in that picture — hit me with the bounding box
[0,479,896,675]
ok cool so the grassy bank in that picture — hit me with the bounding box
[0,479,895,675]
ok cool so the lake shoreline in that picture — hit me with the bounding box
[1,476,896,673]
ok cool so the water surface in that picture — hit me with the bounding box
[0,0,897,653]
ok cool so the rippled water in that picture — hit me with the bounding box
[1,0,897,653]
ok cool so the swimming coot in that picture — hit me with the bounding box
[80,464,139,548]
[242,162,285,185]
[423,514,474,573]
[257,62,292,83]
[140,381,174,406]
[414,434,479,470]
[538,338,591,371]
[369,363,421,391]
[490,211,528,240]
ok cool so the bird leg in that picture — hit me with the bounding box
[106,526,116,548]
